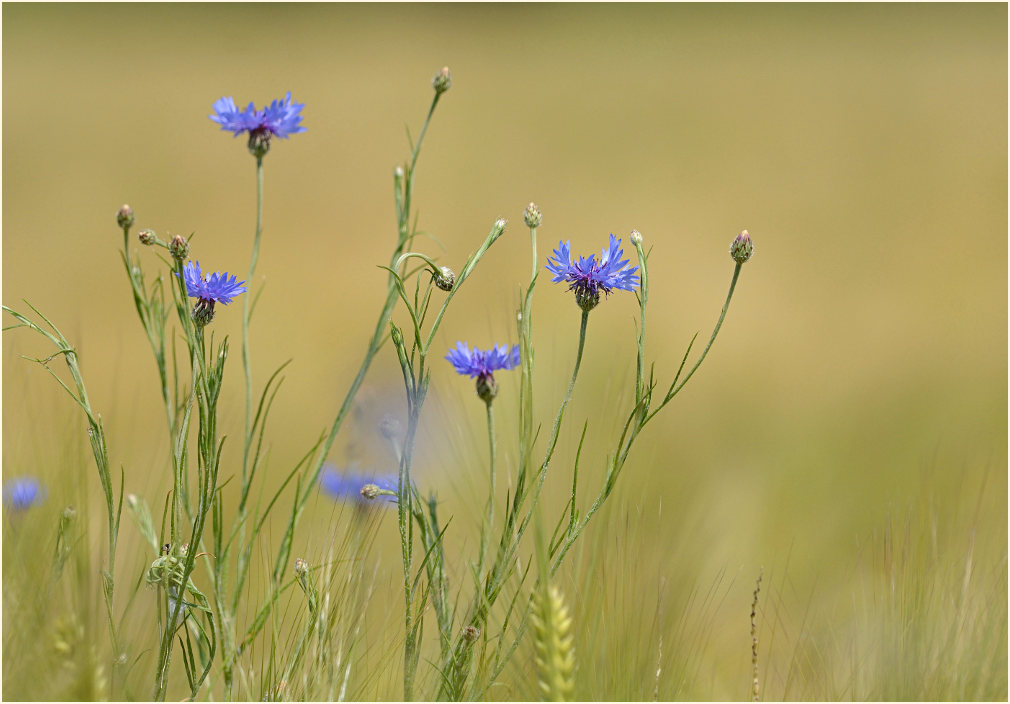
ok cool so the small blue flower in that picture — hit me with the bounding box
[546,234,639,311]
[319,466,398,505]
[3,477,45,511]
[178,261,247,327]
[446,342,520,403]
[209,92,306,139]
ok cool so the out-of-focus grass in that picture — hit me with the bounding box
[3,3,1006,701]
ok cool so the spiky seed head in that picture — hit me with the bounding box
[433,66,452,94]
[116,204,135,229]
[169,234,190,262]
[138,229,156,246]
[629,229,643,246]
[434,265,455,291]
[523,202,542,229]
[730,229,754,264]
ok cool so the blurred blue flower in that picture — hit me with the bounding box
[546,234,639,311]
[209,92,306,139]
[319,466,397,505]
[3,477,45,511]
[445,342,520,379]
[446,342,520,403]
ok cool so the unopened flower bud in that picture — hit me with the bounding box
[138,229,156,246]
[523,202,542,229]
[432,66,452,95]
[629,230,643,246]
[394,165,405,179]
[248,130,271,159]
[433,266,455,292]
[462,624,480,644]
[360,483,380,501]
[294,558,309,578]
[730,229,754,264]
[476,373,498,404]
[169,235,190,262]
[62,505,76,521]
[116,204,135,230]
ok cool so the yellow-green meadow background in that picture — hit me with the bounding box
[3,3,1006,700]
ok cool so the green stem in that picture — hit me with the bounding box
[645,262,742,424]
[241,156,264,489]
[478,400,497,572]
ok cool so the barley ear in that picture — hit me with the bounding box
[532,584,576,701]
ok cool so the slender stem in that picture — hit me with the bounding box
[645,262,742,425]
[479,400,497,571]
[242,156,264,488]
[539,309,589,476]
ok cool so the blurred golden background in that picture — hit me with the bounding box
[3,4,1006,699]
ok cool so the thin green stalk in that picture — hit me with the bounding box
[645,262,742,424]
[478,400,497,572]
[242,155,264,488]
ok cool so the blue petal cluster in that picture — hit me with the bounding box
[3,477,44,511]
[209,92,306,139]
[319,466,398,505]
[546,234,640,302]
[445,342,520,379]
[181,261,247,305]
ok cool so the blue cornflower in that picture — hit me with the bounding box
[546,234,640,312]
[319,466,398,505]
[445,342,520,403]
[179,261,247,327]
[210,92,305,157]
[3,477,45,511]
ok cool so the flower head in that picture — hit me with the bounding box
[446,342,520,403]
[319,466,397,506]
[3,477,45,511]
[546,234,639,312]
[178,261,247,327]
[210,92,306,139]
[210,92,305,157]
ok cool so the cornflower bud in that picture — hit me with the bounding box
[360,484,381,501]
[730,229,754,264]
[629,229,643,246]
[462,624,480,644]
[169,234,190,262]
[294,558,309,579]
[433,265,455,292]
[138,229,156,246]
[523,202,542,229]
[433,66,452,94]
[116,204,135,230]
